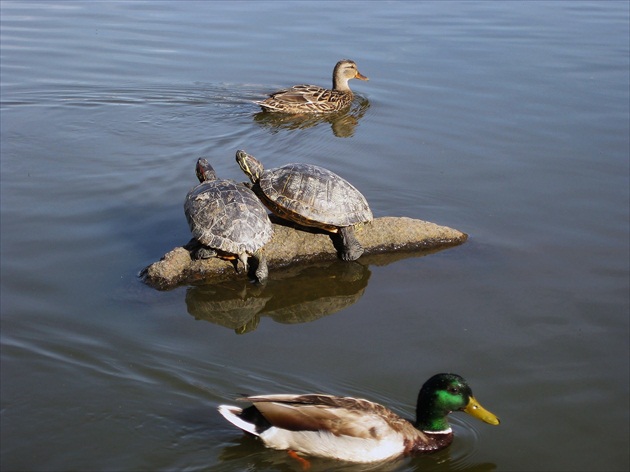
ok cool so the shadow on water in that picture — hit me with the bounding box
[186,260,371,333]
[253,96,371,138]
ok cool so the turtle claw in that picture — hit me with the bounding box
[341,249,362,261]
[341,245,364,261]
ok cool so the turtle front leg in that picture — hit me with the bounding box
[338,226,364,261]
[236,252,249,275]
[250,249,268,284]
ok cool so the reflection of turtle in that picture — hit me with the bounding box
[184,158,273,283]
[186,283,269,334]
[261,261,370,324]
[236,150,373,261]
[186,261,370,333]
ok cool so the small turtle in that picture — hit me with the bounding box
[236,150,373,261]
[184,158,273,283]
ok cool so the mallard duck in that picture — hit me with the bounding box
[256,59,368,114]
[218,373,499,464]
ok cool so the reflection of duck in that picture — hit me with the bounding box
[185,261,370,332]
[218,373,499,464]
[253,96,370,137]
[256,59,368,114]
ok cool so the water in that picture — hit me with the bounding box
[1,1,628,471]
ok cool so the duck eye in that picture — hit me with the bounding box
[447,386,460,395]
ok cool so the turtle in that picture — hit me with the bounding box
[235,150,373,261]
[184,158,273,284]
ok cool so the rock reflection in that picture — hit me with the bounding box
[186,261,370,333]
[253,96,370,138]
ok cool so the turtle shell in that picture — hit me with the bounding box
[258,163,372,231]
[185,179,273,256]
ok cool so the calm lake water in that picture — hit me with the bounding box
[1,1,628,471]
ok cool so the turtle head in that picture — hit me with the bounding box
[196,158,217,183]
[236,150,263,183]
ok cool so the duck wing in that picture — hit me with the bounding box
[244,393,427,441]
[259,85,350,112]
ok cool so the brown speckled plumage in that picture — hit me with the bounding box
[257,59,368,114]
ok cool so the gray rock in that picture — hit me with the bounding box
[139,216,467,290]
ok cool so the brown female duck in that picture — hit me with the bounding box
[256,59,368,114]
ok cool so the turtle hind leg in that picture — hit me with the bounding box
[338,226,364,261]
[248,249,268,284]
[186,239,218,260]
[194,246,218,260]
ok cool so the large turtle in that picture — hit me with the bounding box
[184,158,273,283]
[235,150,373,261]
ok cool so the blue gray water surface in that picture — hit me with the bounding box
[1,1,629,471]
